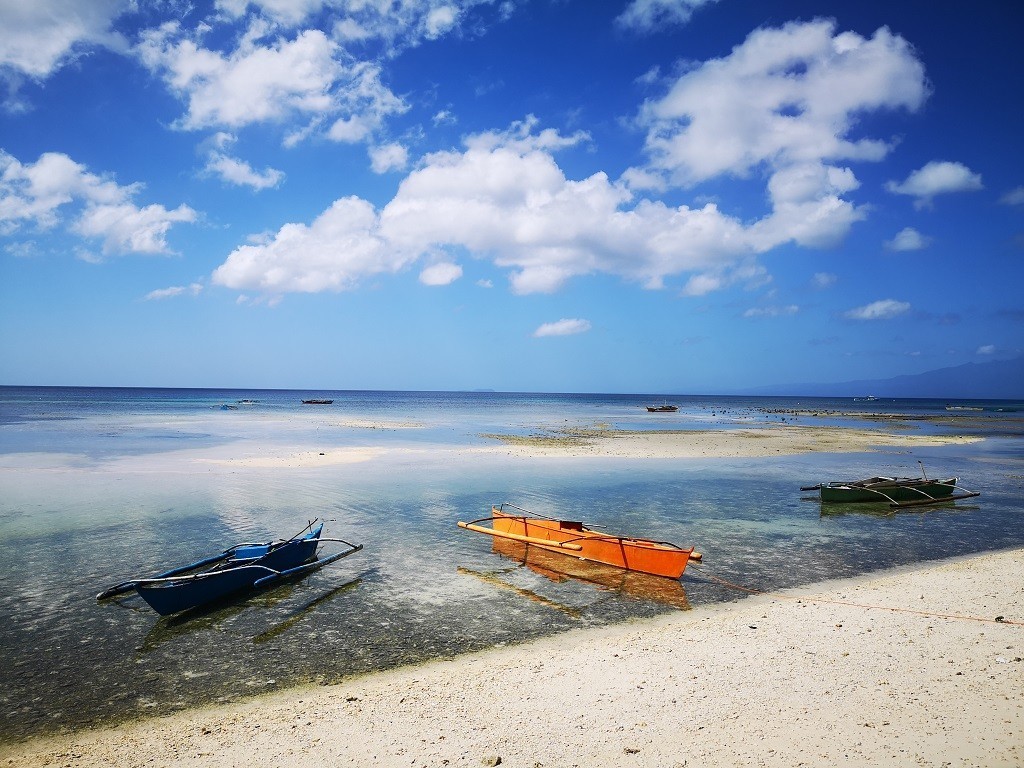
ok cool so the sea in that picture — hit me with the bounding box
[1,386,1022,742]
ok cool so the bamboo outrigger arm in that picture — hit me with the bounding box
[456,521,584,551]
[892,491,981,508]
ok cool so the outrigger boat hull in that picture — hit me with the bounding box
[99,522,363,616]
[459,505,700,580]
[818,477,958,504]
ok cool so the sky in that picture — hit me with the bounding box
[1,0,1022,394]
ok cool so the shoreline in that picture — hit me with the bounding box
[4,547,1021,767]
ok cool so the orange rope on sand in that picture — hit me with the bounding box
[690,565,1024,627]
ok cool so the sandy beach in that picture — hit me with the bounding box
[5,547,1021,768]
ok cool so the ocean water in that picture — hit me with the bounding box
[1,386,1022,742]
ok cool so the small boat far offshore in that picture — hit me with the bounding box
[97,521,362,616]
[458,503,701,579]
[646,404,678,412]
[302,398,334,404]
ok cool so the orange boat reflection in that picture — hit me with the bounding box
[490,538,691,611]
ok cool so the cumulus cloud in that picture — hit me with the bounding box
[135,22,407,144]
[74,202,197,255]
[635,20,927,187]
[0,0,128,80]
[205,18,938,303]
[215,0,330,27]
[419,261,462,286]
[885,226,929,251]
[885,161,983,208]
[976,344,996,355]
[380,123,757,295]
[533,318,592,338]
[0,150,196,255]
[144,283,203,300]
[629,20,927,257]
[843,299,911,320]
[616,0,719,34]
[202,134,284,189]
[212,196,397,293]
[369,142,409,174]
[215,113,887,299]
[216,1,486,58]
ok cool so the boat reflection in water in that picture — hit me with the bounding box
[484,538,691,612]
[817,500,980,519]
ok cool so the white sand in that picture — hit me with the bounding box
[5,548,1021,768]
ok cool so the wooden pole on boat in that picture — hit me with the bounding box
[457,522,584,551]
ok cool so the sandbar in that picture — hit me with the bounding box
[478,424,985,459]
[4,547,1020,767]
[182,423,989,470]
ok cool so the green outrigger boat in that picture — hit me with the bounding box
[802,463,980,508]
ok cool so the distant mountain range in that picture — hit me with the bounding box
[738,356,1024,399]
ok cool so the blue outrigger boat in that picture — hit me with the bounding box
[97,521,362,616]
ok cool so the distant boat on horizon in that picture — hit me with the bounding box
[646,404,678,412]
[301,399,334,405]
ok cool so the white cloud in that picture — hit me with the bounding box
[433,109,457,126]
[533,318,592,338]
[419,261,462,286]
[136,21,408,144]
[74,202,197,255]
[369,142,409,174]
[215,0,330,27]
[209,119,773,297]
[811,272,837,289]
[616,0,719,34]
[380,126,752,295]
[137,23,339,130]
[205,152,284,190]
[0,0,128,80]
[212,196,399,293]
[635,20,927,187]
[999,186,1024,207]
[976,344,996,355]
[844,299,911,320]
[885,161,983,208]
[885,226,929,251]
[744,304,799,318]
[325,62,409,143]
[424,5,460,38]
[629,20,927,256]
[144,283,203,300]
[0,150,196,254]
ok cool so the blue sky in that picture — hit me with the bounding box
[1,0,1022,393]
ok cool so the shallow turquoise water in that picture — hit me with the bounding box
[1,388,1021,741]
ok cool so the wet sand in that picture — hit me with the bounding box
[4,548,1021,767]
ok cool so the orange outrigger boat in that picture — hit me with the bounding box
[458,503,701,580]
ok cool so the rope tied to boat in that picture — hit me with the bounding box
[687,562,1024,627]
